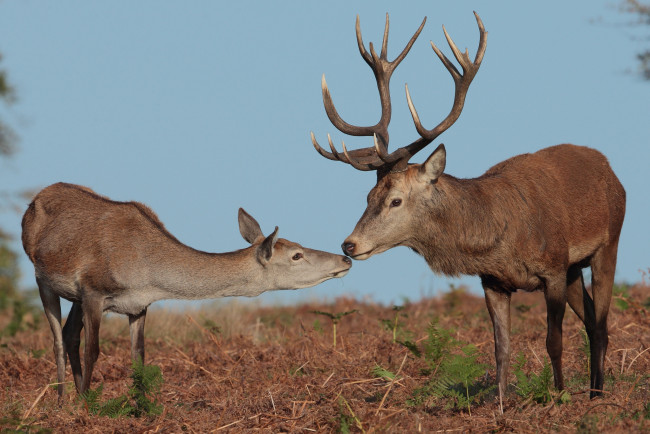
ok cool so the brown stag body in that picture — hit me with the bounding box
[22,182,351,401]
[402,144,623,286]
[311,12,625,400]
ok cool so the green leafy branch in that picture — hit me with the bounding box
[310,309,358,348]
[80,359,164,418]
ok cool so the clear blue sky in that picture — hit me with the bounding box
[0,1,648,307]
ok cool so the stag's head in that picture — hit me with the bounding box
[310,12,487,259]
[342,144,448,259]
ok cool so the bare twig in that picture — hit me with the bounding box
[321,371,335,388]
[341,395,365,433]
[627,346,650,372]
[581,402,629,418]
[624,375,641,401]
[268,389,276,413]
[293,361,309,375]
[170,347,223,383]
[21,382,56,423]
[213,417,244,431]
[186,314,234,363]
[528,342,543,367]
[290,400,311,430]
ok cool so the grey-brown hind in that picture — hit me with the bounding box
[22,183,351,402]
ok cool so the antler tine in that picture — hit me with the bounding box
[391,17,427,71]
[341,140,375,171]
[380,13,389,59]
[373,133,392,163]
[312,130,385,170]
[430,38,461,81]
[441,25,469,74]
[403,12,488,150]
[321,74,376,137]
[327,133,342,160]
[404,83,429,139]
[472,11,488,66]
[356,15,372,66]
[311,131,340,161]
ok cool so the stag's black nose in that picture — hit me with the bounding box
[342,242,355,256]
[342,256,352,266]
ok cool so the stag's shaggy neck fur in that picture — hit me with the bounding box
[409,173,517,277]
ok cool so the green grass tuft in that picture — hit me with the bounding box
[79,359,163,418]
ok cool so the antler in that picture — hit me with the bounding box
[311,12,487,177]
[400,11,487,166]
[311,13,426,173]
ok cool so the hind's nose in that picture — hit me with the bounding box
[342,256,352,266]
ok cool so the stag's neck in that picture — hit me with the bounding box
[148,246,266,299]
[409,174,511,277]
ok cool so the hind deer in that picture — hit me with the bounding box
[310,12,625,400]
[22,182,352,402]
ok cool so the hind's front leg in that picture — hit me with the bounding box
[128,308,147,364]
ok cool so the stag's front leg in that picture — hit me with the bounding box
[544,275,568,390]
[482,284,512,400]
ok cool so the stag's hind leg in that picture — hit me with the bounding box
[543,274,568,391]
[62,302,84,392]
[566,265,599,391]
[566,265,595,328]
[588,242,618,398]
[36,278,66,403]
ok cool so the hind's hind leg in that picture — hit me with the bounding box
[62,302,84,392]
[80,292,104,394]
[36,278,66,403]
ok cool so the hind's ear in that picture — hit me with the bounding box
[257,226,279,264]
[238,208,264,244]
[418,144,446,182]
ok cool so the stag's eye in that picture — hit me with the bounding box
[390,199,402,208]
[292,253,303,261]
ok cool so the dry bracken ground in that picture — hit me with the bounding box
[1,284,649,433]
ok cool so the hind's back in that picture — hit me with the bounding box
[21,183,169,270]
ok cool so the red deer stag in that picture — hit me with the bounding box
[310,12,625,400]
[22,183,352,402]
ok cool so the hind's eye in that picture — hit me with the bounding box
[390,199,402,208]
[292,253,303,261]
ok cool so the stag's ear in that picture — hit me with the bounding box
[419,144,446,182]
[257,226,279,264]
[238,208,264,244]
